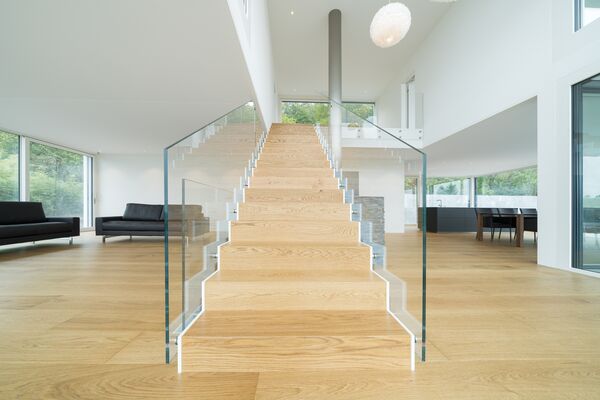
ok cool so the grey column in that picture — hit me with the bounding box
[329,9,342,169]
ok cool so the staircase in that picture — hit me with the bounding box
[179,123,409,373]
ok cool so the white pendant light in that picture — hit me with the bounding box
[370,2,412,48]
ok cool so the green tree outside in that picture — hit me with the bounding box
[0,131,19,201]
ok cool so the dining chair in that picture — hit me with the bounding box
[493,208,519,242]
[475,208,496,240]
[520,208,538,243]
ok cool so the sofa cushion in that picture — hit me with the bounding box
[123,204,163,221]
[0,202,46,225]
[103,220,164,232]
[0,222,71,238]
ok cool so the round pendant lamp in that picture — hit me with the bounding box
[370,2,412,48]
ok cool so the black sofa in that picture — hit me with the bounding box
[96,203,209,242]
[0,201,80,246]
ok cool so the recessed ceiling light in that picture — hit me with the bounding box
[290,10,295,15]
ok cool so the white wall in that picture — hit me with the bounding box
[377,0,552,146]
[377,0,600,271]
[95,153,163,217]
[343,155,405,233]
[536,0,600,270]
[228,0,278,130]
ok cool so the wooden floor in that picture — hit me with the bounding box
[1,230,599,399]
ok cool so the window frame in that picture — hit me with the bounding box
[572,72,600,272]
[0,130,95,228]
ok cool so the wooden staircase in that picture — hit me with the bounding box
[180,123,409,372]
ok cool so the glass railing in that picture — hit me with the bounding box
[317,95,427,364]
[163,102,265,363]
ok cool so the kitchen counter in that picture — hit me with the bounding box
[418,207,478,233]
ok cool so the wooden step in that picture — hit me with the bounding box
[262,143,324,152]
[244,189,343,203]
[204,281,386,311]
[249,176,339,190]
[266,136,320,144]
[257,159,330,168]
[230,220,360,244]
[252,167,333,178]
[237,202,350,221]
[259,152,327,162]
[181,311,408,372]
[219,243,372,270]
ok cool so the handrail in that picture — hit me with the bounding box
[182,178,233,194]
[165,100,253,150]
[320,93,426,155]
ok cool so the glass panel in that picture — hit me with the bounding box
[476,167,537,208]
[579,0,600,29]
[426,177,470,207]
[29,141,84,221]
[0,131,19,201]
[321,96,427,362]
[164,102,263,362]
[574,73,600,272]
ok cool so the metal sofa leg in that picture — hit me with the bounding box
[69,237,73,245]
[103,236,107,243]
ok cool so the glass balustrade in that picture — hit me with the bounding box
[163,102,265,362]
[317,96,428,362]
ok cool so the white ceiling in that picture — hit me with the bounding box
[0,0,253,154]
[268,0,450,102]
[423,98,538,177]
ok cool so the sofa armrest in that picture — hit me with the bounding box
[95,216,123,235]
[46,217,80,237]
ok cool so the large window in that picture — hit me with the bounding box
[0,132,93,227]
[29,141,86,220]
[281,101,375,125]
[426,177,471,208]
[0,131,19,201]
[576,0,600,30]
[573,73,600,272]
[476,167,537,208]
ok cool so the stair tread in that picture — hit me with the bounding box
[185,310,405,337]
[209,269,379,282]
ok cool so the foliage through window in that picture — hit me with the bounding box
[281,101,375,125]
[0,131,19,201]
[476,166,537,208]
[29,142,84,219]
[477,167,537,196]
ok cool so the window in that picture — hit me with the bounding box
[426,177,471,208]
[281,102,330,125]
[576,0,600,31]
[476,167,537,208]
[281,101,375,125]
[0,131,94,228]
[29,141,87,221]
[341,103,375,124]
[0,131,19,201]
[573,73,600,272]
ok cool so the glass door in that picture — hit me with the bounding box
[573,73,600,273]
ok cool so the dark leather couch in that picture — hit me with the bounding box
[0,201,80,246]
[96,203,209,242]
